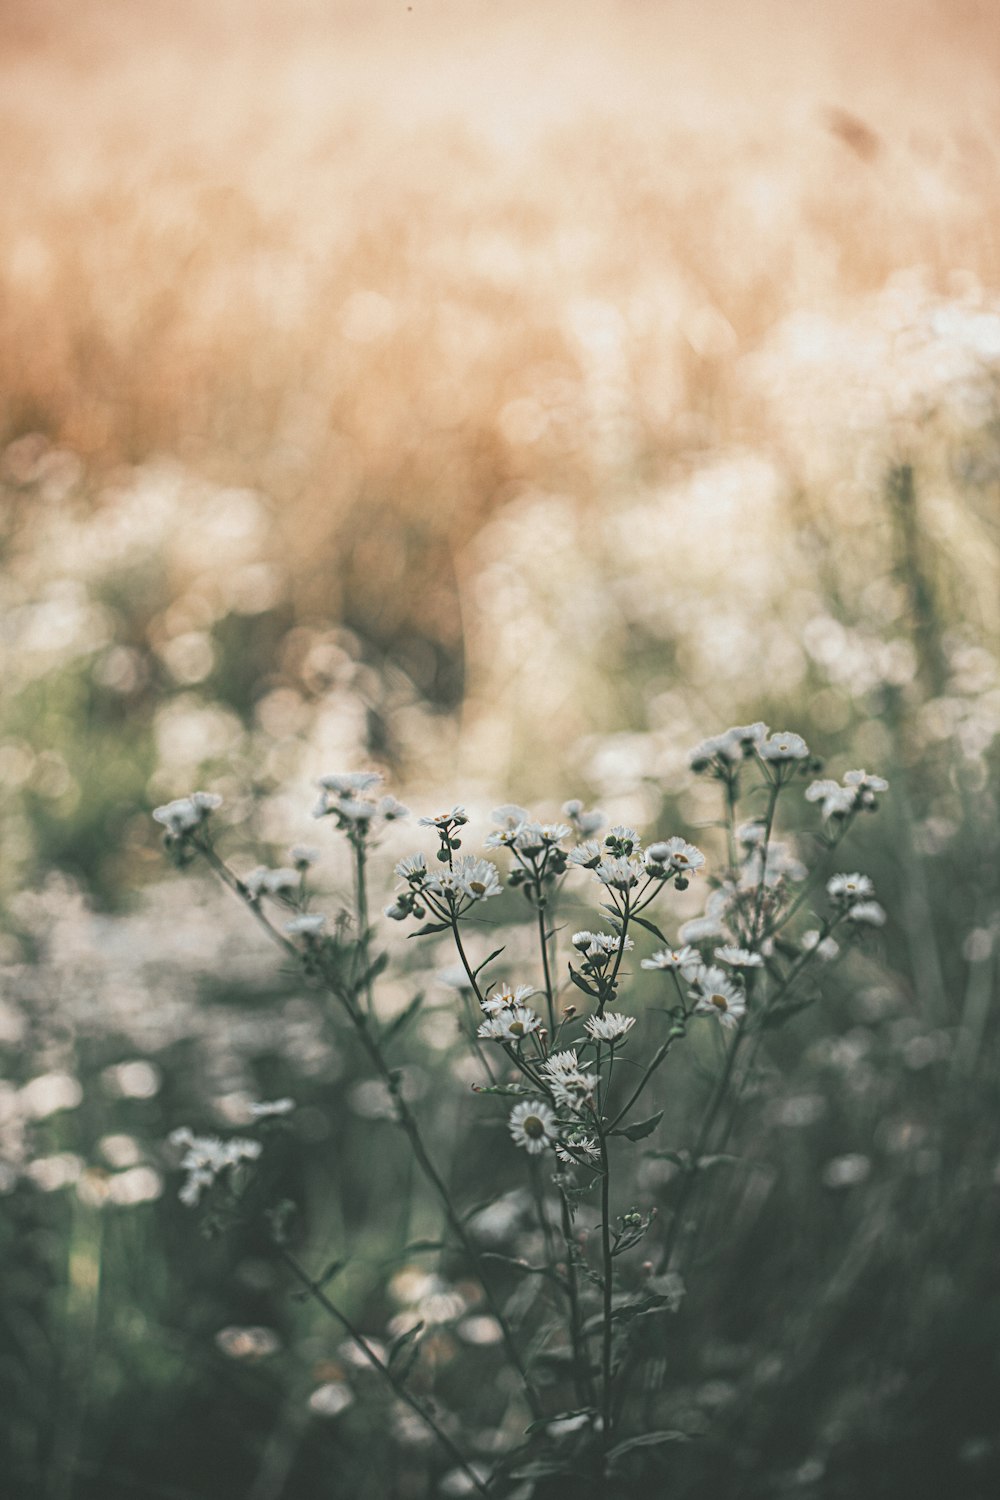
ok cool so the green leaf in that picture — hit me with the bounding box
[407,921,451,938]
[387,1320,424,1368]
[608,1430,688,1464]
[613,1111,663,1142]
[630,913,670,945]
[381,991,425,1045]
[316,1259,344,1289]
[473,946,506,979]
[568,966,598,998]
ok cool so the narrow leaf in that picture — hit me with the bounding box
[407,921,451,938]
[473,946,506,979]
[613,1110,663,1142]
[381,991,426,1045]
[608,1430,688,1463]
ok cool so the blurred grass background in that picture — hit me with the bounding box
[1,1,999,1496]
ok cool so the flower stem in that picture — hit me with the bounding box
[278,1248,491,1497]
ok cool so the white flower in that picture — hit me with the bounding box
[727,722,769,750]
[679,887,734,944]
[245,866,299,898]
[544,1048,583,1079]
[418,806,469,828]
[567,840,603,868]
[319,772,382,796]
[508,1101,558,1155]
[395,852,428,884]
[492,804,531,828]
[826,872,875,905]
[584,1013,636,1043]
[289,844,320,868]
[847,900,886,927]
[563,799,605,837]
[540,1051,597,1111]
[152,791,222,835]
[688,732,744,771]
[604,824,642,853]
[595,855,642,890]
[802,929,840,961]
[692,968,746,1029]
[641,944,702,978]
[843,769,889,793]
[171,1129,262,1206]
[645,836,705,879]
[377,795,410,821]
[571,930,632,961]
[478,1006,541,1042]
[480,982,536,1015]
[453,855,502,901]
[736,819,767,847]
[805,779,857,820]
[285,913,327,937]
[714,945,764,968]
[759,731,809,762]
[556,1133,601,1164]
[249,1098,295,1118]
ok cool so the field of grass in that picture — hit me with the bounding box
[1,3,999,1497]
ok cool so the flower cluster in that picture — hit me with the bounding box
[313,772,409,841]
[477,982,543,1043]
[169,1127,262,1207]
[153,791,223,863]
[689,722,813,782]
[806,769,890,821]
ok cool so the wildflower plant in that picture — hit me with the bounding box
[155,723,888,1495]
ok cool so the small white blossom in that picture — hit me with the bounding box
[170,1128,262,1206]
[244,866,300,899]
[418,806,469,828]
[802,929,840,961]
[584,1012,636,1043]
[760,731,809,762]
[692,968,746,1029]
[827,872,876,905]
[249,1098,295,1118]
[645,836,706,879]
[805,779,855,819]
[544,1048,583,1079]
[571,930,633,960]
[641,944,702,978]
[508,1100,558,1155]
[319,772,383,796]
[285,913,327,937]
[556,1133,601,1164]
[714,945,764,968]
[152,791,222,835]
[846,900,887,927]
[377,795,410,821]
[395,852,428,883]
[595,855,642,890]
[563,799,605,838]
[289,844,320,868]
[688,732,744,771]
[478,1006,541,1043]
[567,840,603,869]
[453,855,502,902]
[480,982,536,1015]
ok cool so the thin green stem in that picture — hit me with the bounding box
[598,1127,615,1471]
[278,1248,491,1497]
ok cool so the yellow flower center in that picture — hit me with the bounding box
[711,993,729,1010]
[524,1115,544,1139]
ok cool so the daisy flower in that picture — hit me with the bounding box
[508,1101,558,1155]
[584,1013,636,1043]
